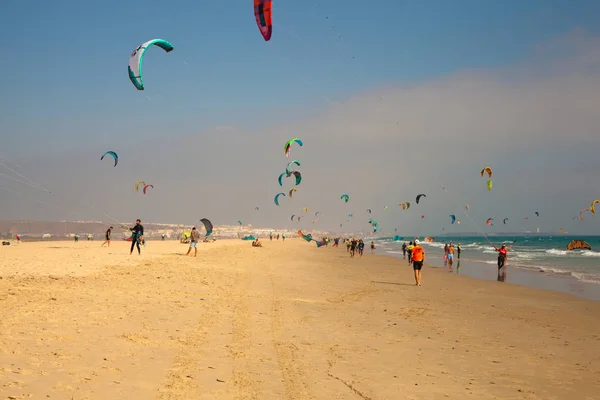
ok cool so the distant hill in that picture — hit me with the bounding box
[0,220,187,239]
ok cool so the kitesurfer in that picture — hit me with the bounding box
[494,243,512,271]
[129,219,144,255]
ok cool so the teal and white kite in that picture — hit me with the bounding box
[128,39,174,90]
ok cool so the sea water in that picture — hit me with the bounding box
[374,235,600,284]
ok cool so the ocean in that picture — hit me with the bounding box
[374,235,600,285]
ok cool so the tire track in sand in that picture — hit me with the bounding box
[269,268,316,400]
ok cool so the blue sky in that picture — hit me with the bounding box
[2,0,599,154]
[1,0,600,234]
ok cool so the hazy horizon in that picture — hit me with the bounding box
[1,1,600,236]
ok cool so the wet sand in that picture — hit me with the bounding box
[1,239,599,399]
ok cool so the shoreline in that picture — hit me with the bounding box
[381,245,600,302]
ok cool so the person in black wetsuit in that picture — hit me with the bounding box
[129,219,144,255]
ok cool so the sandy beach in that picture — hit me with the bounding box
[1,239,599,399]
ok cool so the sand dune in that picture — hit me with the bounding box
[1,239,599,399]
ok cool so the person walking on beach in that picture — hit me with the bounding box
[406,241,414,265]
[129,219,144,255]
[411,239,425,286]
[101,226,113,247]
[370,241,375,255]
[185,227,200,257]
[74,234,79,243]
[457,243,462,259]
[350,238,357,257]
[447,242,455,270]
[402,242,407,259]
[358,240,365,257]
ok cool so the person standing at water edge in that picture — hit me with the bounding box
[129,219,144,255]
[411,239,425,286]
[447,243,455,270]
[370,241,375,255]
[101,226,113,247]
[185,227,200,257]
[494,243,512,271]
[402,242,407,259]
[457,243,462,259]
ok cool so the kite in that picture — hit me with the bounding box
[348,213,353,218]
[567,240,591,251]
[289,188,297,198]
[135,181,146,192]
[466,204,470,211]
[503,218,509,224]
[278,171,302,186]
[524,217,529,221]
[255,207,260,211]
[128,39,174,90]
[340,194,350,203]
[238,220,243,226]
[579,208,590,220]
[254,0,273,41]
[486,218,493,226]
[142,184,154,194]
[481,165,493,178]
[101,151,118,167]
[315,212,321,218]
[368,219,379,233]
[384,206,388,210]
[416,194,426,204]
[400,202,410,210]
[480,166,493,191]
[200,218,213,236]
[420,215,425,219]
[288,171,302,185]
[284,138,303,158]
[297,216,303,222]
[290,214,295,222]
[274,192,285,206]
[366,209,371,214]
[278,173,286,187]
[535,212,540,217]
[286,160,300,174]
[297,230,313,243]
[590,200,600,214]
[449,214,456,224]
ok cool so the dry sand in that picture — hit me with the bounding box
[1,239,599,399]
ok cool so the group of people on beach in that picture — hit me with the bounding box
[442,242,460,270]
[344,238,375,258]
[100,219,145,255]
[269,232,285,241]
[95,221,513,286]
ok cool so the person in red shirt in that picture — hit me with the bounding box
[494,243,512,271]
